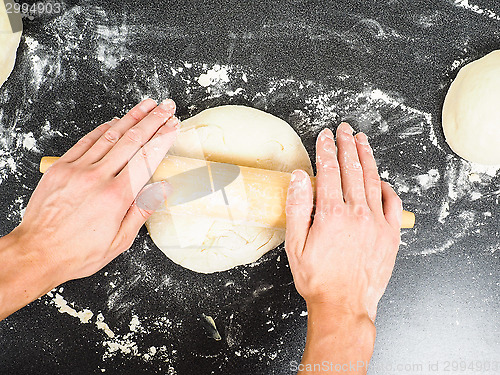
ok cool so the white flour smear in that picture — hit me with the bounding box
[45,289,177,371]
[453,0,500,21]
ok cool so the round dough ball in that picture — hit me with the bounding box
[442,50,500,165]
[0,3,22,88]
[146,105,312,273]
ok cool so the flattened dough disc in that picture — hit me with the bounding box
[146,105,313,273]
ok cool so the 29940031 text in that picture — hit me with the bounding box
[5,1,62,20]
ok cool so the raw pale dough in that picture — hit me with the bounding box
[0,2,22,88]
[442,50,500,165]
[146,105,312,273]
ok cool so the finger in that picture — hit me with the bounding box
[336,122,366,205]
[116,116,179,202]
[108,181,172,259]
[100,99,177,173]
[381,181,403,229]
[81,98,159,164]
[60,117,120,163]
[285,169,313,261]
[355,132,382,213]
[315,128,344,218]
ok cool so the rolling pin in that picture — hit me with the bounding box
[40,155,415,229]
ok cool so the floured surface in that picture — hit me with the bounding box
[0,0,499,374]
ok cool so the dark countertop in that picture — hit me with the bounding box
[0,0,499,374]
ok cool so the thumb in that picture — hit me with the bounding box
[285,169,313,262]
[110,181,172,257]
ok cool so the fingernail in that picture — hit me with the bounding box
[159,98,176,113]
[355,132,370,146]
[136,181,173,212]
[323,137,336,153]
[138,98,157,113]
[340,122,354,135]
[113,116,121,121]
[318,128,334,141]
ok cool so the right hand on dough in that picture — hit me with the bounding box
[11,98,179,284]
[285,122,402,323]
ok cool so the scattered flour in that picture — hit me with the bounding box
[438,201,450,224]
[197,64,230,87]
[129,315,142,333]
[415,169,440,191]
[453,0,500,21]
[51,293,93,324]
[45,290,175,365]
[96,313,115,338]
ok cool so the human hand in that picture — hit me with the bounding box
[12,98,179,284]
[285,122,402,322]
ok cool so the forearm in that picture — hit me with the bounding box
[0,229,61,320]
[299,304,376,375]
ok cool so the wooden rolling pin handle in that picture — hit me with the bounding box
[401,210,415,229]
[39,156,415,229]
[40,156,60,173]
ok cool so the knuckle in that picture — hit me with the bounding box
[125,127,144,144]
[351,160,363,170]
[319,160,340,171]
[365,174,381,183]
[103,129,120,144]
[76,136,91,147]
[316,203,344,219]
[317,154,339,168]
[354,205,370,219]
[97,122,112,133]
[103,181,125,201]
[138,145,153,162]
[83,166,104,183]
[127,107,144,122]
[340,161,363,172]
[44,161,66,176]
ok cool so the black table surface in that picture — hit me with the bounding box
[0,0,499,374]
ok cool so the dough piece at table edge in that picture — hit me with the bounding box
[0,3,23,88]
[442,50,500,165]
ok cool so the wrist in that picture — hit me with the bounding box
[305,301,376,357]
[0,227,64,319]
[307,301,376,334]
[11,225,66,284]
